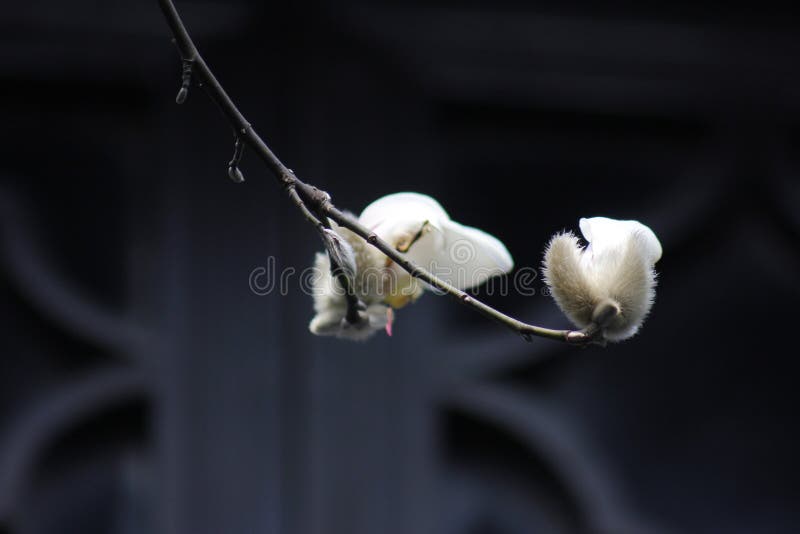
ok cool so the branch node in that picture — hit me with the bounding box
[565,330,585,343]
[565,325,606,346]
[280,170,296,190]
[311,187,331,206]
[175,58,193,104]
[295,182,332,221]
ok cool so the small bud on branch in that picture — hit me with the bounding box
[227,136,245,183]
[175,57,193,104]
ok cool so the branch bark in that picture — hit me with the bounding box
[157,0,603,345]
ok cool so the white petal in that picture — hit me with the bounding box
[426,219,514,289]
[359,192,449,234]
[358,192,513,290]
[335,304,390,341]
[579,217,662,265]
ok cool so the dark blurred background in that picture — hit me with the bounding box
[2,1,800,533]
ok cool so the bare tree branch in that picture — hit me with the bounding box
[157,0,604,345]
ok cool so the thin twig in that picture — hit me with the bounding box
[157,0,603,345]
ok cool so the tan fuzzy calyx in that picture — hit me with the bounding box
[542,232,597,328]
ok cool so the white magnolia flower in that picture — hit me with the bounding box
[310,192,514,340]
[542,217,662,341]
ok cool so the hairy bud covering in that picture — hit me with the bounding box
[542,217,662,341]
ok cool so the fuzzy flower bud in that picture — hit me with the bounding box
[542,217,662,341]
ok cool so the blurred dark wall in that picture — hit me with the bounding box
[2,2,799,533]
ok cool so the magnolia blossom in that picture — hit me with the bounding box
[542,217,662,341]
[309,192,514,340]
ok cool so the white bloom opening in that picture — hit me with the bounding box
[309,192,514,340]
[542,216,662,342]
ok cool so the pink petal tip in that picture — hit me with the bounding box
[385,308,394,337]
